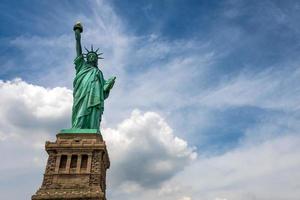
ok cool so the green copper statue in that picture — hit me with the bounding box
[71,22,116,131]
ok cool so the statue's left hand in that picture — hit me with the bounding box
[109,77,116,89]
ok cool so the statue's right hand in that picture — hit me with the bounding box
[73,21,83,33]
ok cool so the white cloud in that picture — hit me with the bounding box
[156,134,300,200]
[103,110,197,188]
[0,78,72,144]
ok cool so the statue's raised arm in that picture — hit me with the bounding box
[73,22,83,57]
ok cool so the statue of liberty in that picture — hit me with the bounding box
[71,22,116,131]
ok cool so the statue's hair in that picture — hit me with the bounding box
[83,45,104,59]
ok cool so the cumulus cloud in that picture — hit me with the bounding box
[103,110,197,188]
[0,78,72,145]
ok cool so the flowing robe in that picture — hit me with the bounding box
[71,55,111,130]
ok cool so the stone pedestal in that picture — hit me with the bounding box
[32,132,110,200]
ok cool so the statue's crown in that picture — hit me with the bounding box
[83,45,103,59]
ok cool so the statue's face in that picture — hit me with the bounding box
[87,53,98,66]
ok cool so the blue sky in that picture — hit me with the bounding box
[1,0,300,200]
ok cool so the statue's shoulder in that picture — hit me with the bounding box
[74,55,86,72]
[74,54,85,65]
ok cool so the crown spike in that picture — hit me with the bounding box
[91,45,94,52]
[95,48,99,53]
[84,46,90,53]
